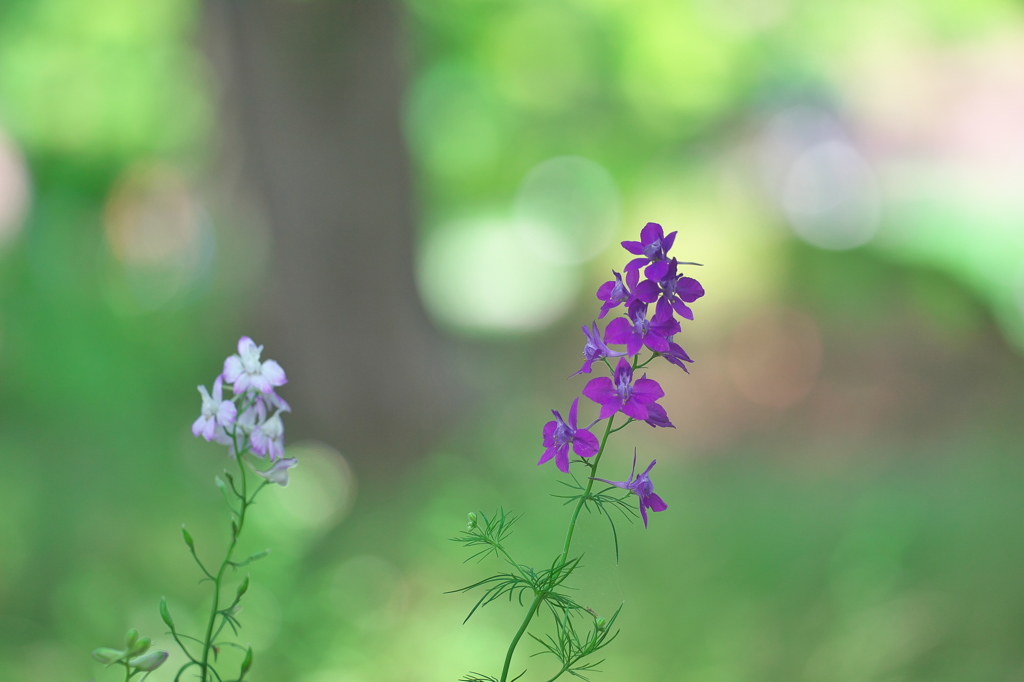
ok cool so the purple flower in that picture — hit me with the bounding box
[621,222,677,281]
[582,358,665,421]
[252,457,298,486]
[643,402,674,428]
[539,398,600,473]
[212,400,261,457]
[591,453,668,528]
[251,410,285,460]
[595,270,639,319]
[604,300,680,356]
[192,376,238,441]
[223,337,287,395]
[634,259,704,321]
[660,338,693,372]
[571,322,626,377]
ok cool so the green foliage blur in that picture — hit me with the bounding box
[1,0,1024,680]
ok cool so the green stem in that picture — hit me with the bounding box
[199,453,250,682]
[556,415,616,567]
[497,415,618,682]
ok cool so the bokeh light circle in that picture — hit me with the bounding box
[782,140,881,251]
[513,155,620,265]
[418,218,581,333]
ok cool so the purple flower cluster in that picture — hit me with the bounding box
[192,337,297,486]
[539,222,704,526]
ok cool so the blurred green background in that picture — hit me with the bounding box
[2,0,1024,680]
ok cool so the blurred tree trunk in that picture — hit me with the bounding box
[202,0,459,474]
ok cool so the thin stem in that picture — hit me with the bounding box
[199,454,250,682]
[497,415,618,682]
[498,592,544,682]
[557,415,616,566]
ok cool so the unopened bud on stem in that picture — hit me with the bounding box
[129,650,168,672]
[91,647,124,665]
[159,597,174,629]
[240,646,254,678]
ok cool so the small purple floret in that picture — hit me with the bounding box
[539,398,600,474]
[251,410,286,461]
[595,270,639,319]
[643,402,674,429]
[572,322,626,377]
[605,300,680,356]
[223,336,288,395]
[621,222,677,280]
[582,358,665,421]
[591,452,668,528]
[660,338,693,373]
[253,457,298,486]
[192,376,238,441]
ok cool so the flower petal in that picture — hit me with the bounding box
[567,397,580,429]
[677,276,704,302]
[632,280,660,303]
[645,260,669,282]
[662,230,677,253]
[554,445,571,474]
[192,415,209,438]
[645,492,668,512]
[632,376,665,403]
[201,417,218,441]
[542,420,557,446]
[620,240,645,255]
[621,398,649,421]
[217,400,238,427]
[221,356,242,382]
[260,359,287,387]
[582,377,616,406]
[232,373,251,394]
[572,429,600,457]
[604,317,633,346]
[238,336,256,355]
[673,300,694,321]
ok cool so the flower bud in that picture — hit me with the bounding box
[128,650,168,672]
[182,525,195,550]
[130,637,152,656]
[236,575,250,599]
[243,548,271,564]
[159,597,174,629]
[91,647,124,665]
[124,629,138,648]
[595,617,607,631]
[240,646,254,678]
[467,512,478,530]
